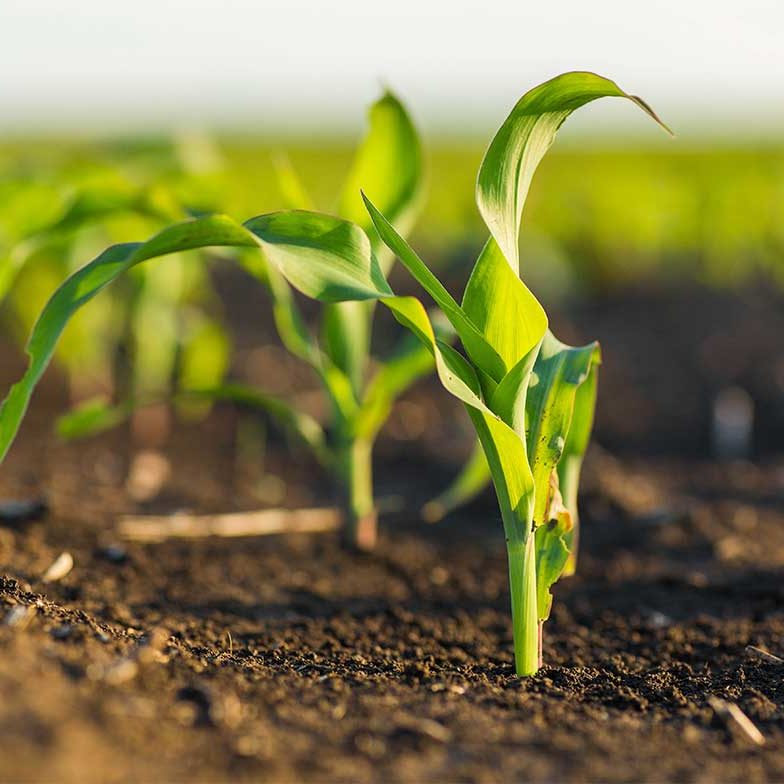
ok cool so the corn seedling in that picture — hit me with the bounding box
[56,91,427,549]
[236,71,667,674]
[260,91,428,548]
[0,91,427,552]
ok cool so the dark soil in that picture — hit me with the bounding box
[2,283,784,783]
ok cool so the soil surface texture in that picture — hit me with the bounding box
[1,283,784,783]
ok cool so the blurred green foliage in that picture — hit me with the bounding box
[3,137,783,297]
[222,140,784,291]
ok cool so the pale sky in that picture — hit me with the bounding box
[2,0,783,137]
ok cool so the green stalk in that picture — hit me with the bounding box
[338,436,377,551]
[507,533,540,677]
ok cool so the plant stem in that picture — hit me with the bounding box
[338,437,377,551]
[507,534,540,676]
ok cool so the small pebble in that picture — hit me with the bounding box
[51,624,72,640]
[42,552,74,583]
[98,544,128,564]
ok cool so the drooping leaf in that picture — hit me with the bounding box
[0,211,392,463]
[525,331,601,525]
[477,71,671,274]
[245,211,392,302]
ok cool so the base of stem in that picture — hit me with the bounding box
[343,510,378,552]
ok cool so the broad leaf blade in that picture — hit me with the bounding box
[477,71,671,274]
[245,211,392,302]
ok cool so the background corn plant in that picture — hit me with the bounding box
[1,142,231,444]
[0,90,433,551]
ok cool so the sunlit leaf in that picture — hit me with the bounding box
[0,211,392,462]
[462,237,548,369]
[339,89,423,269]
[477,71,671,274]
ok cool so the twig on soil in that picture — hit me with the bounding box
[708,696,765,746]
[41,552,74,583]
[117,507,342,542]
[744,645,784,664]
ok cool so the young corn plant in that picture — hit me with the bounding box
[238,90,428,549]
[241,71,667,675]
[1,155,231,435]
[0,90,428,551]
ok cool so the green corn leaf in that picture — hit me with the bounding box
[462,237,548,370]
[339,89,423,269]
[477,71,671,274]
[381,296,485,408]
[56,397,134,440]
[490,341,543,437]
[325,91,423,398]
[362,193,507,382]
[421,438,491,523]
[526,331,601,526]
[380,296,534,547]
[244,211,393,302]
[0,211,392,463]
[353,331,434,441]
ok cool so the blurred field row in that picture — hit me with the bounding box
[3,137,783,294]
